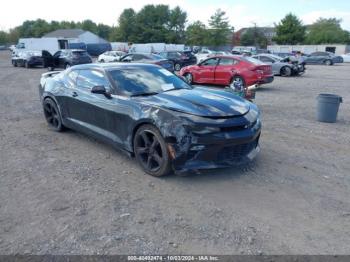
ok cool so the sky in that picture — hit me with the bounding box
[1,0,350,31]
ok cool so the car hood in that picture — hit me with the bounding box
[138,87,250,118]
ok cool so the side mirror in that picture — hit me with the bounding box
[91,85,111,98]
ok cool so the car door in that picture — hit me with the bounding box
[65,69,122,145]
[307,52,319,64]
[195,57,219,84]
[214,57,237,85]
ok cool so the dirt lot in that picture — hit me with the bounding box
[0,50,349,255]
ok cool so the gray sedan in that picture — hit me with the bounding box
[252,54,301,76]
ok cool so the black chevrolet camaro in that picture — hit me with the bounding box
[39,63,261,176]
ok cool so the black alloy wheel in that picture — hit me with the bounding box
[43,99,64,131]
[134,125,171,176]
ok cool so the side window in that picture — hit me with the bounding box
[76,70,110,91]
[202,50,209,54]
[219,58,234,65]
[159,52,167,58]
[260,56,274,63]
[201,58,218,66]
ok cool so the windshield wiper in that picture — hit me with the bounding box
[131,92,159,97]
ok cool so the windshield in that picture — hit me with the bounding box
[108,66,191,96]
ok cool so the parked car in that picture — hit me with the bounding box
[39,63,261,176]
[304,52,343,65]
[98,51,126,63]
[179,55,274,89]
[341,53,350,63]
[252,53,304,76]
[158,51,196,71]
[119,53,174,72]
[11,50,44,68]
[43,49,92,70]
[195,49,216,62]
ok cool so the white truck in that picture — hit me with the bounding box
[15,38,69,55]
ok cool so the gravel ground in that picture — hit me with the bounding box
[0,50,349,255]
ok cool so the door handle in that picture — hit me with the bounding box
[72,91,78,97]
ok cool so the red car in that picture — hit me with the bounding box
[179,55,274,89]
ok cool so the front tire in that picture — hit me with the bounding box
[133,125,171,177]
[43,98,64,132]
[280,66,292,77]
[174,63,181,71]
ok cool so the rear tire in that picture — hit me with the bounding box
[325,59,332,66]
[133,124,171,177]
[280,66,292,77]
[184,73,193,84]
[100,59,105,63]
[43,98,64,132]
[230,76,246,90]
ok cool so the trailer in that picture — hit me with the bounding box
[268,45,350,55]
[16,38,69,55]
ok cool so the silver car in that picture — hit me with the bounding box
[252,54,301,76]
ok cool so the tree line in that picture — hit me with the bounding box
[0,6,349,47]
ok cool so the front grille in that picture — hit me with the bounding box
[218,139,258,162]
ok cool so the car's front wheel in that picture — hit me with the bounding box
[133,124,171,177]
[281,66,292,76]
[43,98,64,132]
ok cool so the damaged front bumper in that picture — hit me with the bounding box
[169,120,262,174]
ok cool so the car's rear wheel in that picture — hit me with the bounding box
[174,63,181,71]
[100,59,105,63]
[280,66,292,76]
[43,98,64,132]
[133,125,171,177]
[230,76,246,90]
[184,73,193,84]
[325,59,332,66]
